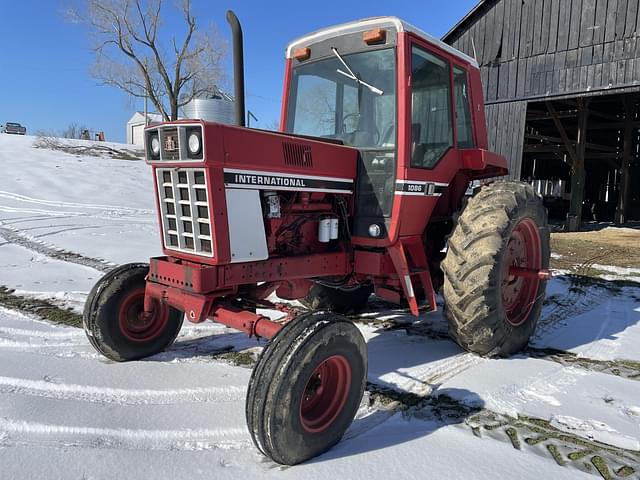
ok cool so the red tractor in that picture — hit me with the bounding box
[84,13,550,465]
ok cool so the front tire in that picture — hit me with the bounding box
[246,312,367,465]
[442,181,550,357]
[83,263,184,361]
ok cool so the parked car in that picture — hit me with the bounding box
[2,122,26,135]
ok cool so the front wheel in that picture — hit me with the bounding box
[442,181,550,357]
[246,312,367,465]
[83,263,184,361]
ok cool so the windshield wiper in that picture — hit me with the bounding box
[331,47,383,96]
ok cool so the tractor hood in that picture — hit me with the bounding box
[145,121,359,192]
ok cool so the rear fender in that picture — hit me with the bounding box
[461,148,509,179]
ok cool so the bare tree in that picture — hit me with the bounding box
[69,0,226,121]
[62,123,92,139]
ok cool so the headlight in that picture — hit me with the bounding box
[150,135,160,156]
[188,132,201,155]
[368,224,382,238]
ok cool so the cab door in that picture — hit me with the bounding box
[391,37,476,239]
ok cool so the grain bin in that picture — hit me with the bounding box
[181,92,237,125]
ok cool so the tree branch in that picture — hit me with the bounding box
[80,0,225,120]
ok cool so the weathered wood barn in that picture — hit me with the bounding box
[444,0,640,229]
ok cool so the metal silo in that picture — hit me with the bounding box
[181,90,237,125]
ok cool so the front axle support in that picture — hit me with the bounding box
[144,280,283,340]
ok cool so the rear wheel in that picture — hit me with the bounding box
[301,283,373,314]
[441,181,550,357]
[83,263,183,361]
[246,312,366,465]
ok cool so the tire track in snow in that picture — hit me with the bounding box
[371,352,485,399]
[362,305,640,387]
[421,353,485,388]
[536,257,612,338]
[526,347,640,382]
[357,381,640,479]
[466,410,640,479]
[342,352,486,441]
[343,406,396,442]
[0,375,247,405]
[0,226,114,272]
[0,418,250,452]
[0,205,86,217]
[0,190,153,216]
[0,338,83,349]
[0,326,85,338]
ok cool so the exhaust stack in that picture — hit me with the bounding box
[226,10,246,127]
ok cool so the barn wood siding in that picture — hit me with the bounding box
[445,0,640,104]
[485,101,527,178]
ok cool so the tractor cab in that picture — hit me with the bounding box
[283,18,504,246]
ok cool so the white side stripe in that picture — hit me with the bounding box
[223,168,353,184]
[396,180,449,187]
[395,191,443,197]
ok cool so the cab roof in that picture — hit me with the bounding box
[285,16,478,67]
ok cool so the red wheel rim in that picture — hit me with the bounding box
[300,355,352,433]
[501,218,542,327]
[117,287,169,342]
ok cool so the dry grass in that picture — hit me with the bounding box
[34,133,143,161]
[0,287,82,327]
[551,227,640,271]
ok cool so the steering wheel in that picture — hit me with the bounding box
[341,113,360,134]
[341,113,380,145]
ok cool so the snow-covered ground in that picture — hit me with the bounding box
[1,134,638,479]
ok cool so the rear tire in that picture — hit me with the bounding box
[442,181,550,357]
[246,312,367,465]
[83,263,184,362]
[301,283,373,314]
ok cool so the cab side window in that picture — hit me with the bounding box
[410,46,453,169]
[454,67,475,148]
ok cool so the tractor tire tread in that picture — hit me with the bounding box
[246,312,366,465]
[83,263,183,362]
[441,181,550,357]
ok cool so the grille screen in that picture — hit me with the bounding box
[156,168,213,257]
[283,142,313,167]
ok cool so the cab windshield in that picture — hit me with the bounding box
[286,48,396,150]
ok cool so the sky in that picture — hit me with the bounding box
[0,0,478,143]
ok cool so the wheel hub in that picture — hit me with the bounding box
[300,355,352,433]
[501,218,542,327]
[118,287,169,342]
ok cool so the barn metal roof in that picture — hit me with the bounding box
[442,0,500,43]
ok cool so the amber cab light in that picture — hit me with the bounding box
[293,47,311,61]
[363,28,386,45]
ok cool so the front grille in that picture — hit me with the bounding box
[160,128,180,161]
[156,168,213,257]
[283,142,313,167]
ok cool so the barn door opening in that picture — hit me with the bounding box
[520,93,640,229]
